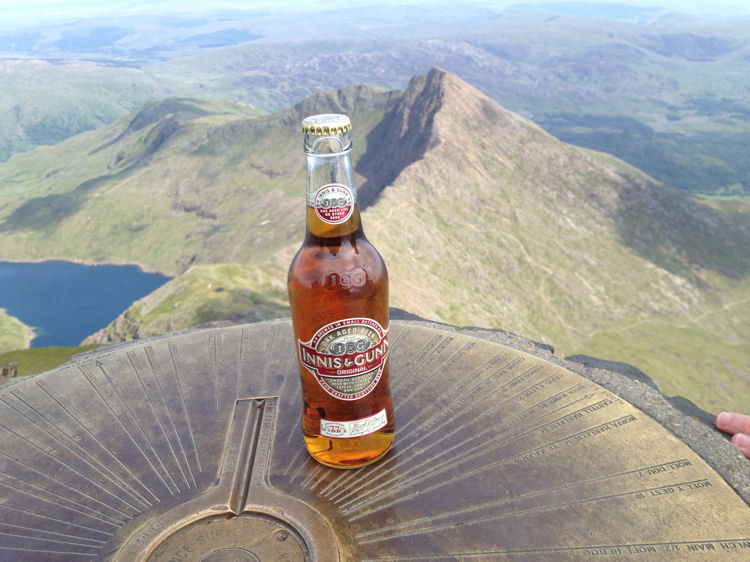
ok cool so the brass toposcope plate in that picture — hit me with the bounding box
[0,320,748,560]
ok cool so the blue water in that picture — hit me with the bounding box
[0,260,171,348]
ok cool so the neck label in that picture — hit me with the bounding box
[310,183,355,224]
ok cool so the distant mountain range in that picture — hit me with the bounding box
[1,7,749,194]
[1,67,747,413]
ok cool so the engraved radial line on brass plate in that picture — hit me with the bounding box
[282,420,309,482]
[329,365,572,506]
[299,463,326,490]
[144,345,196,490]
[284,447,309,481]
[0,384,144,517]
[389,349,508,438]
[323,355,524,501]
[393,341,475,411]
[115,398,277,562]
[281,356,306,468]
[0,443,132,528]
[388,333,447,393]
[386,323,408,352]
[360,538,750,561]
[261,326,278,378]
[282,352,301,441]
[0,392,136,523]
[279,329,312,481]
[0,495,114,539]
[92,360,174,505]
[0,459,125,529]
[0,405,129,527]
[354,458,697,537]
[167,342,202,474]
[358,478,718,544]
[380,323,407,374]
[77,361,163,508]
[389,329,440,381]
[125,352,181,495]
[337,384,596,510]
[391,367,572,484]
[320,343,500,500]
[28,381,151,519]
[112,397,280,561]
[356,358,533,474]
[392,390,609,486]
[86,357,172,501]
[257,325,294,401]
[0,520,107,548]
[341,414,639,516]
[317,462,361,497]
[237,327,247,403]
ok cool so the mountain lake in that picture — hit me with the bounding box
[0,260,171,348]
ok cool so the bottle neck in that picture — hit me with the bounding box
[305,143,362,240]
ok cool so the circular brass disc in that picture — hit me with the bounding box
[0,320,748,561]
[148,513,307,561]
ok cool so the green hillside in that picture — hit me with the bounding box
[82,263,289,345]
[0,345,99,380]
[0,59,172,162]
[0,309,32,353]
[0,89,394,274]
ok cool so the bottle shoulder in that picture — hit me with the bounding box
[288,233,387,285]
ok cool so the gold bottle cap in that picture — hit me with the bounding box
[302,114,352,135]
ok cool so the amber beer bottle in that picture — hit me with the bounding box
[288,114,395,468]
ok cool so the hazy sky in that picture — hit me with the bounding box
[0,0,748,25]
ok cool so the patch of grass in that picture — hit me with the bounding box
[0,309,31,353]
[84,263,290,344]
[571,286,750,414]
[0,345,100,379]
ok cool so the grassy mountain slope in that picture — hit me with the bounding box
[355,71,750,414]
[0,89,397,274]
[0,309,32,353]
[82,263,289,345]
[0,59,172,162]
[0,345,99,381]
[62,68,750,413]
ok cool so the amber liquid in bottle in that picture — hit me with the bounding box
[288,115,395,469]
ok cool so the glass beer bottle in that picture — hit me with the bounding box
[288,114,395,469]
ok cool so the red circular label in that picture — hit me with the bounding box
[313,183,354,224]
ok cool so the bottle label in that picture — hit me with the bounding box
[310,183,355,225]
[320,409,388,438]
[298,317,389,401]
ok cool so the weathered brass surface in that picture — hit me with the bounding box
[0,320,748,560]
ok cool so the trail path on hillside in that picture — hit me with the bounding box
[582,295,750,341]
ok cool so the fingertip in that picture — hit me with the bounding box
[716,411,733,429]
[731,433,750,460]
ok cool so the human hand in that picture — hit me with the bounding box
[715,412,750,459]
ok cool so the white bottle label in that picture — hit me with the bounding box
[320,409,388,438]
